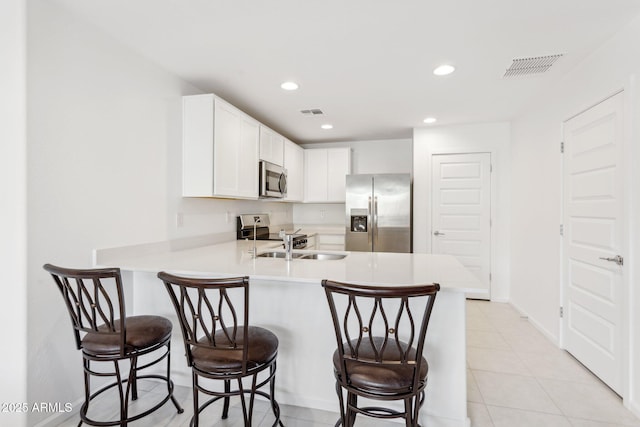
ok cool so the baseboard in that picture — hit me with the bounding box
[508,300,560,347]
[627,398,640,420]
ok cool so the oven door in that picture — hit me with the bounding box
[259,161,287,198]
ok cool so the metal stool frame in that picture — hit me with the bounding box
[158,272,284,427]
[44,263,183,427]
[322,279,439,427]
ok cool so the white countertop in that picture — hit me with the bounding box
[95,239,486,293]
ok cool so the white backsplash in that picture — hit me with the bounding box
[293,203,345,225]
[171,198,293,240]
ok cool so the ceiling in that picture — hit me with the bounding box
[51,0,640,144]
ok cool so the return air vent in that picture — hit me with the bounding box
[300,108,324,116]
[503,54,563,78]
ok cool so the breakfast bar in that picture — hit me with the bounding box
[95,238,486,427]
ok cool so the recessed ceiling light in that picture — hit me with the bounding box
[423,117,437,124]
[433,64,455,76]
[321,124,333,130]
[280,81,299,91]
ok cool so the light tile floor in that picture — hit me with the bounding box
[466,300,640,427]
[53,300,640,426]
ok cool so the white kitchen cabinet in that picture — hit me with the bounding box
[283,139,304,202]
[303,149,328,202]
[304,147,351,203]
[316,233,345,251]
[259,126,284,166]
[182,94,259,199]
[327,148,350,201]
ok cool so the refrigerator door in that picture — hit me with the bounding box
[373,174,411,253]
[345,174,373,251]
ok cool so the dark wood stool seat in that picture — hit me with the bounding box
[44,263,183,427]
[158,272,284,427]
[322,279,440,427]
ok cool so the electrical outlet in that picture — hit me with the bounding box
[176,213,184,228]
[320,210,325,219]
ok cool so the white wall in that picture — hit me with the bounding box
[510,13,640,415]
[294,138,412,225]
[0,0,28,425]
[27,1,290,425]
[413,122,511,302]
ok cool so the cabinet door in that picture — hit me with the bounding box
[183,94,215,196]
[327,148,351,202]
[259,126,272,163]
[271,133,284,166]
[317,233,345,251]
[213,100,259,199]
[213,101,241,197]
[236,117,259,198]
[259,126,284,166]
[304,149,328,202]
[284,139,304,202]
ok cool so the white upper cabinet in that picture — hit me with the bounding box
[182,94,259,199]
[259,126,284,166]
[327,148,351,201]
[283,139,304,202]
[304,147,351,203]
[304,149,328,202]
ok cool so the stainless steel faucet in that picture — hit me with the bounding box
[279,228,301,261]
[249,217,261,258]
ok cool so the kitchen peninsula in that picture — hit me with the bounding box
[95,237,485,427]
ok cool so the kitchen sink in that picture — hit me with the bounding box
[257,251,347,260]
[257,251,305,259]
[299,253,347,260]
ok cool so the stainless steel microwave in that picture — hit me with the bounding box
[259,160,287,199]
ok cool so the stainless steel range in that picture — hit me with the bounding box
[237,214,307,249]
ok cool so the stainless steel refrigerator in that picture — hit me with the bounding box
[345,174,412,253]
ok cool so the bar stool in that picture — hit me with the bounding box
[322,279,440,427]
[158,272,284,427]
[44,263,183,426]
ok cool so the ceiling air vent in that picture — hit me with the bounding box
[300,108,324,116]
[503,54,564,78]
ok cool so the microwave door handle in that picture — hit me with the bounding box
[278,172,287,195]
[260,162,267,195]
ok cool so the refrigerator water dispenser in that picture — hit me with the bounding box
[350,215,368,232]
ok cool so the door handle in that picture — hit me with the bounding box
[433,230,445,236]
[367,196,372,246]
[599,255,623,266]
[373,196,378,242]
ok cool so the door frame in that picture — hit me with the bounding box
[412,122,510,302]
[559,88,632,401]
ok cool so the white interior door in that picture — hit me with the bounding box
[432,153,491,300]
[562,92,624,394]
